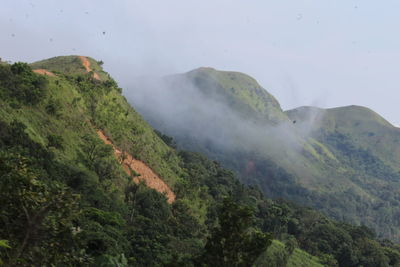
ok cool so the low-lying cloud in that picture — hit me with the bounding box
[124,71,323,169]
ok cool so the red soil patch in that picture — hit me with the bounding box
[97,130,176,203]
[33,69,56,77]
[78,56,100,80]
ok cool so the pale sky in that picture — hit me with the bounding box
[1,0,399,126]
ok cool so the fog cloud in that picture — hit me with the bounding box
[124,71,319,170]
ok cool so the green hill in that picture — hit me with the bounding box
[30,55,109,80]
[184,67,288,123]
[129,67,400,242]
[287,105,400,171]
[1,57,400,266]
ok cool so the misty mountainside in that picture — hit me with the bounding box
[127,66,400,241]
[3,56,400,266]
[286,105,400,173]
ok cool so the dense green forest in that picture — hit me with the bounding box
[1,57,400,266]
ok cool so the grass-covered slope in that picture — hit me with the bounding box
[30,55,183,186]
[30,55,109,80]
[0,57,187,265]
[128,66,400,242]
[287,105,400,171]
[254,240,323,267]
[184,67,289,123]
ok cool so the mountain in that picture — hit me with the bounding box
[1,56,399,266]
[184,67,288,123]
[128,67,400,242]
[30,55,105,80]
[286,105,400,172]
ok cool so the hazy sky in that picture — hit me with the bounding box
[1,0,399,125]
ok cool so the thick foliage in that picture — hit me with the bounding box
[0,63,47,105]
[198,198,272,266]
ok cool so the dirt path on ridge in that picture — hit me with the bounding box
[33,69,56,77]
[97,130,176,203]
[78,56,100,80]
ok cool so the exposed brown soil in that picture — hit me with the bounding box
[96,130,176,203]
[78,56,100,80]
[33,69,56,77]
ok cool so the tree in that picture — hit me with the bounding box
[47,134,64,150]
[285,235,298,255]
[45,98,62,117]
[198,198,272,266]
[0,151,84,265]
[79,134,113,169]
[0,62,48,105]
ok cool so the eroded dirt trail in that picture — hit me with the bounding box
[78,56,100,80]
[33,69,56,77]
[97,130,176,203]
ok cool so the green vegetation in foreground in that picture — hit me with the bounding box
[0,58,400,266]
